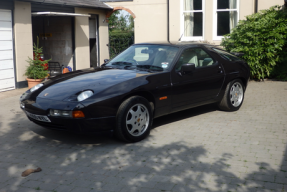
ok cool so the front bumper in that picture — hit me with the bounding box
[21,97,115,133]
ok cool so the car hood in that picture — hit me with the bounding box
[37,68,153,101]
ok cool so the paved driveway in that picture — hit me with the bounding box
[0,81,286,192]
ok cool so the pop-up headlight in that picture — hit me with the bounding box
[77,90,93,102]
[30,83,44,92]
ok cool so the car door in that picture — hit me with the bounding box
[171,47,225,112]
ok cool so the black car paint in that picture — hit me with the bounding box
[20,43,250,133]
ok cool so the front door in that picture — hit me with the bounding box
[171,47,224,112]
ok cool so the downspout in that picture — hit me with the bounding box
[255,0,258,13]
[167,0,170,43]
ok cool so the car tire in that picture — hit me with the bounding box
[218,79,245,111]
[115,96,153,142]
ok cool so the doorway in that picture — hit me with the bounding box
[89,15,99,67]
[32,16,74,70]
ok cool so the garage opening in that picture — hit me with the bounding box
[32,15,74,72]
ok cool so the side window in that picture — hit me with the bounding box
[213,48,241,61]
[175,48,215,71]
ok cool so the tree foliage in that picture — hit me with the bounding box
[128,15,134,31]
[221,6,287,80]
[108,11,134,32]
[108,10,120,31]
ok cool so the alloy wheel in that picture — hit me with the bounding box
[126,104,150,137]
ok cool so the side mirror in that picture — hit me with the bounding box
[104,59,109,64]
[231,52,244,57]
[181,63,195,75]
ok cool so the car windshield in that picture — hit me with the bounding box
[106,45,179,71]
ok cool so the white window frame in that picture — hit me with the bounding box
[213,0,240,41]
[180,0,205,41]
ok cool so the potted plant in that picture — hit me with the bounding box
[25,37,50,88]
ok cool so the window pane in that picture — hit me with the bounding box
[175,48,215,70]
[217,0,237,9]
[196,49,215,67]
[217,11,237,36]
[213,48,241,61]
[184,12,203,37]
[184,0,202,11]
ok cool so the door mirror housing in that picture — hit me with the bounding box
[104,59,109,64]
[181,63,195,75]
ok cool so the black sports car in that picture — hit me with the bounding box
[20,42,250,142]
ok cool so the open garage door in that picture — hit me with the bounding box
[0,9,15,92]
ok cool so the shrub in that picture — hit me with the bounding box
[25,37,51,79]
[221,6,287,80]
[271,52,287,80]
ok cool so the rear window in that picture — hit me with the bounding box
[213,48,241,61]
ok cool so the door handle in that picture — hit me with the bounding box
[218,66,223,74]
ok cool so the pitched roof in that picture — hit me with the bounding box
[20,0,113,10]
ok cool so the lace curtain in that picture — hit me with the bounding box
[184,0,194,36]
[229,0,237,31]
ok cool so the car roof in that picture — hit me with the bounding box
[134,41,221,49]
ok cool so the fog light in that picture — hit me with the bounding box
[50,109,61,116]
[50,109,72,117]
[72,111,85,118]
[61,111,71,116]
[20,102,25,109]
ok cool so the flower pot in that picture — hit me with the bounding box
[26,78,43,89]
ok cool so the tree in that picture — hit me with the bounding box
[108,10,120,31]
[129,15,134,31]
[118,15,128,31]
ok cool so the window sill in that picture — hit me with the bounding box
[213,36,225,41]
[180,37,204,41]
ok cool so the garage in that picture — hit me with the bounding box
[0,9,15,92]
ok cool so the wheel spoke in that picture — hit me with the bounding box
[136,105,141,114]
[235,86,240,92]
[126,118,133,125]
[130,126,139,134]
[129,109,135,115]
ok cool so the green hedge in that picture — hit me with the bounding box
[110,31,134,38]
[221,6,287,80]
[109,31,134,59]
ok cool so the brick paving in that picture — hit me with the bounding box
[0,81,286,192]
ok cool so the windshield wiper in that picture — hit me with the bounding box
[111,62,134,66]
[136,65,163,71]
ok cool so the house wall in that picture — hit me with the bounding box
[106,0,284,45]
[74,7,110,68]
[14,1,33,84]
[258,0,284,11]
[106,0,168,43]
